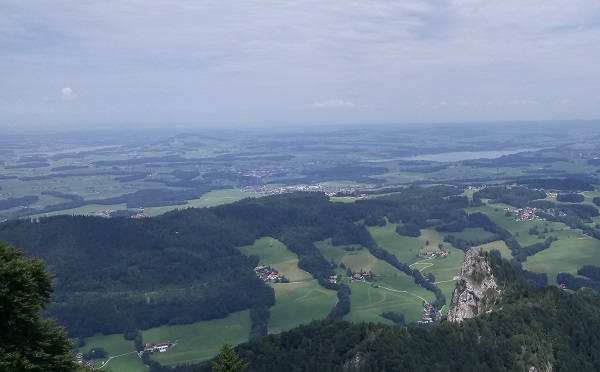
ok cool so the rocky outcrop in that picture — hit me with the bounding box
[447,248,499,322]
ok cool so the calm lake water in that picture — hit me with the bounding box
[400,148,544,162]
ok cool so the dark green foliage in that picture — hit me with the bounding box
[528,199,555,209]
[473,186,546,208]
[249,305,270,340]
[556,193,585,203]
[380,311,406,325]
[444,233,501,252]
[328,284,351,319]
[0,242,79,372]
[395,222,421,237]
[578,265,600,281]
[211,342,246,372]
[517,177,593,191]
[0,186,493,338]
[558,267,600,291]
[5,162,50,169]
[41,191,84,202]
[0,195,39,210]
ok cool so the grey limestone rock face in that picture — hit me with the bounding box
[447,248,498,322]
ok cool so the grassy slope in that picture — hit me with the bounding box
[238,237,335,333]
[269,281,337,334]
[80,334,146,372]
[314,236,442,322]
[144,310,251,366]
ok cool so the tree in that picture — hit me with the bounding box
[0,241,80,371]
[212,341,245,372]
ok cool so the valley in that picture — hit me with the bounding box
[2,122,600,370]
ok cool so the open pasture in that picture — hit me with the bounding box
[80,333,144,372]
[523,236,600,285]
[482,205,568,246]
[144,310,251,366]
[238,237,312,281]
[269,281,337,334]
[367,223,421,263]
[447,227,497,241]
[416,248,464,282]
[348,276,436,323]
[480,240,513,260]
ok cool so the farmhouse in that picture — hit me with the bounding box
[144,342,172,353]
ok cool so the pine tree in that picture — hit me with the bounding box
[0,241,81,371]
[212,341,245,372]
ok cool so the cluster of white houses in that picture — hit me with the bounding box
[419,303,443,324]
[254,264,284,282]
[420,250,450,258]
[144,342,172,353]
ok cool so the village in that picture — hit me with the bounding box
[253,263,288,283]
[244,183,376,197]
[419,303,443,324]
[419,250,451,259]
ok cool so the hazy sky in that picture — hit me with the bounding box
[2,1,600,128]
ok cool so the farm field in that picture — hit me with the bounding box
[524,237,600,285]
[144,310,251,366]
[269,281,337,333]
[343,281,424,324]
[367,223,422,263]
[80,333,145,372]
[238,237,312,281]
[479,240,513,260]
[314,237,440,324]
[238,236,335,333]
[447,227,497,241]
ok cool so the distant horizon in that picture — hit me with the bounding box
[2,117,600,135]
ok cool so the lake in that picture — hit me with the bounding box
[400,148,544,162]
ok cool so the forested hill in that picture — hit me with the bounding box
[0,186,466,338]
[197,252,600,372]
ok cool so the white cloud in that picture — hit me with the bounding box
[61,87,76,101]
[1,1,600,126]
[311,99,355,108]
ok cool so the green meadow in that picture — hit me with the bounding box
[144,310,251,366]
[269,281,338,334]
[367,222,422,263]
[314,237,442,324]
[238,237,335,333]
[80,333,145,372]
[238,237,312,281]
[480,240,513,260]
[448,227,497,241]
[524,236,600,285]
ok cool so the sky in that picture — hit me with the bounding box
[1,0,600,129]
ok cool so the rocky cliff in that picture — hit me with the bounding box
[447,248,499,322]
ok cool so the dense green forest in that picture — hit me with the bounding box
[0,186,468,338]
[3,182,600,371]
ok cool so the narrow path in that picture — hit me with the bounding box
[98,351,137,369]
[433,277,459,284]
[270,281,320,308]
[409,257,435,271]
[354,280,428,303]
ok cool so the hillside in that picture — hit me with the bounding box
[3,183,600,369]
[196,250,600,371]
